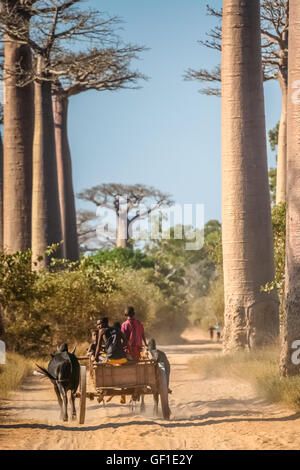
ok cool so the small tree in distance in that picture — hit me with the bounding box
[77,184,174,250]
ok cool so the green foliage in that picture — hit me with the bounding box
[90,247,154,270]
[145,221,223,333]
[0,248,184,354]
[189,275,224,328]
[269,167,277,205]
[268,123,279,203]
[204,220,222,266]
[272,203,286,290]
[268,122,279,153]
[0,250,37,307]
[262,203,286,300]
[0,219,224,354]
[147,222,221,298]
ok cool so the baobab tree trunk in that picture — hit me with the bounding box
[0,306,4,341]
[32,74,62,269]
[276,4,289,206]
[0,131,3,249]
[276,75,288,205]
[116,212,129,248]
[280,0,300,376]
[52,95,79,261]
[3,35,34,252]
[221,0,279,352]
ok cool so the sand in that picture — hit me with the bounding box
[1,329,300,450]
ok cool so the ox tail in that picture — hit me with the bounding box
[36,365,57,382]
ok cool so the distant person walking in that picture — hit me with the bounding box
[215,324,221,342]
[121,306,147,360]
[208,326,215,340]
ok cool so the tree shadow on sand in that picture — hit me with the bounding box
[0,411,300,433]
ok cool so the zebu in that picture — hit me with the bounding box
[37,344,80,422]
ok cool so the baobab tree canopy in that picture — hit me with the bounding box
[184,1,289,95]
[78,183,174,249]
[185,0,289,207]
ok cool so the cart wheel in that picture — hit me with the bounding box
[158,365,170,420]
[79,365,86,425]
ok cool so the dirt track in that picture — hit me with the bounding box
[1,329,300,450]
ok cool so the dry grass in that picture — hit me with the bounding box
[0,353,35,399]
[189,346,300,411]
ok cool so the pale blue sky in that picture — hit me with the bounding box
[70,0,281,222]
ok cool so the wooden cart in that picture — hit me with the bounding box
[76,358,170,424]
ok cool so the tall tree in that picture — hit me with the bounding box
[275,1,289,205]
[221,0,279,351]
[185,1,289,205]
[78,184,173,249]
[0,0,77,266]
[32,55,62,267]
[1,0,34,253]
[280,0,300,376]
[1,0,128,266]
[29,1,92,267]
[0,105,3,249]
[52,46,145,261]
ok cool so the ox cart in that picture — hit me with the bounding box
[76,358,170,424]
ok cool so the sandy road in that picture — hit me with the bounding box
[1,329,300,450]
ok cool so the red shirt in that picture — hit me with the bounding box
[121,318,145,350]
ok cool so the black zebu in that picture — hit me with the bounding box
[37,344,80,422]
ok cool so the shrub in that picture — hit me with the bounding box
[189,276,224,328]
[1,250,186,355]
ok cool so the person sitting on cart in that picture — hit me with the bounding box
[95,320,128,365]
[105,322,128,365]
[121,306,148,361]
[87,329,98,361]
[94,317,109,360]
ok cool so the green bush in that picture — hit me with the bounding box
[0,249,187,355]
[0,219,225,356]
[90,247,155,270]
[189,275,224,328]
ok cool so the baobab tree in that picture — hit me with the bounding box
[52,46,145,261]
[78,184,173,249]
[1,0,139,266]
[280,0,300,376]
[1,0,34,253]
[185,1,289,205]
[0,0,81,264]
[221,0,279,351]
[0,105,3,249]
[29,2,111,267]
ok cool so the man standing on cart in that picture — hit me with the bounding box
[121,306,148,361]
